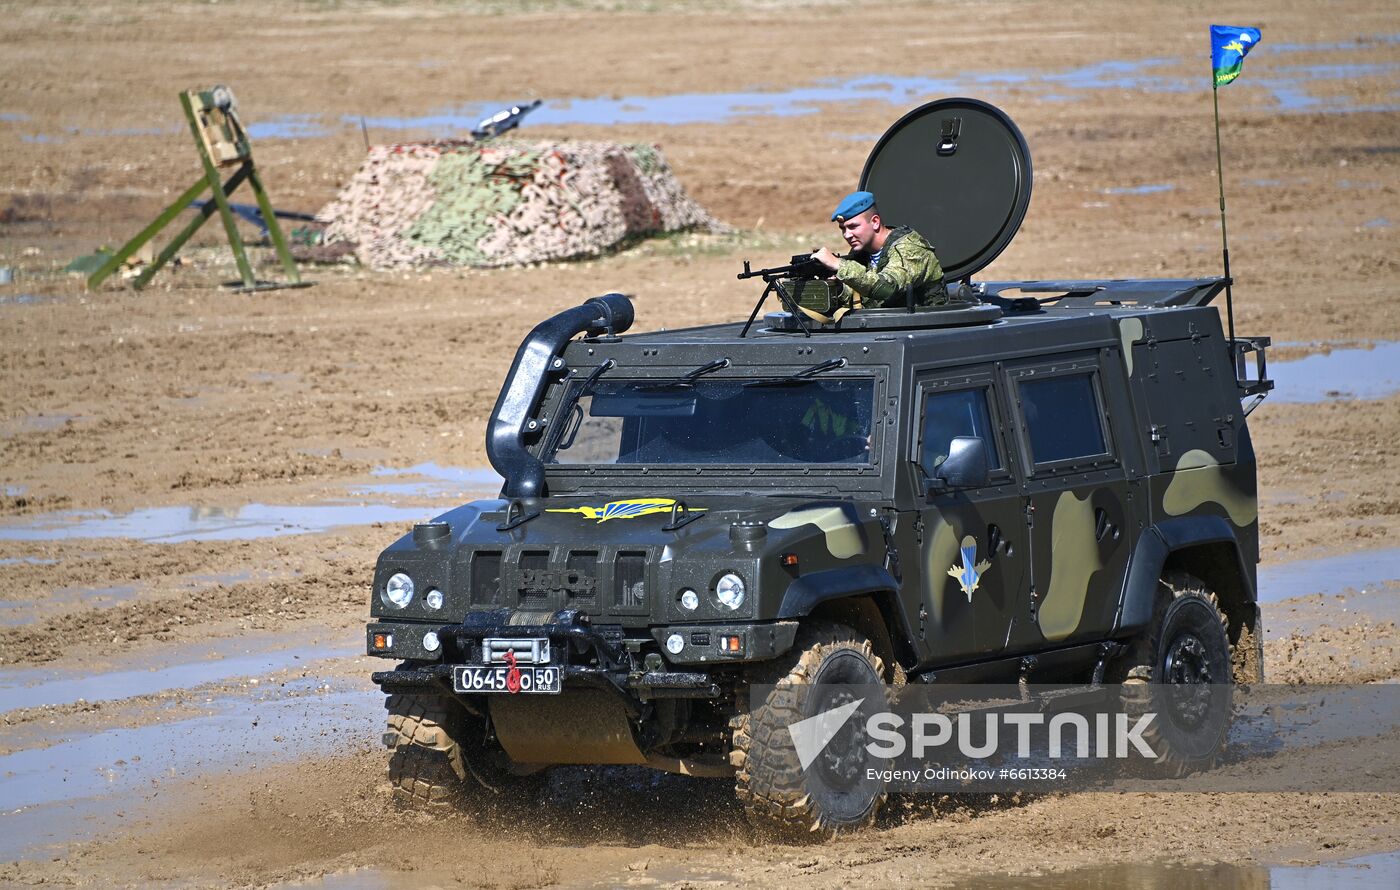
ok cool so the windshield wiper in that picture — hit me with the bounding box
[742,357,847,388]
[637,357,731,390]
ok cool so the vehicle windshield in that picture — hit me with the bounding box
[545,378,875,465]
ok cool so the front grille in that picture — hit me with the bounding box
[615,551,647,609]
[565,550,599,607]
[517,551,551,605]
[470,552,502,604]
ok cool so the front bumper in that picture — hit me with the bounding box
[367,608,799,701]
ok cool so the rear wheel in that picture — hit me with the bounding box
[1115,574,1234,777]
[729,621,889,839]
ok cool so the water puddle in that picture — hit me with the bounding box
[0,412,78,435]
[1268,341,1400,402]
[247,370,301,384]
[1102,183,1176,195]
[246,114,332,140]
[0,293,52,306]
[1258,546,1400,603]
[0,637,348,712]
[355,64,1160,132]
[954,849,1400,889]
[0,681,379,861]
[0,556,56,566]
[354,463,501,499]
[16,35,1399,150]
[344,37,1400,133]
[0,583,139,627]
[0,111,28,122]
[1364,217,1391,228]
[0,501,437,543]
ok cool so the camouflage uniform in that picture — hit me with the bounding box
[835,225,950,308]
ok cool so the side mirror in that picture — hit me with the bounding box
[926,436,990,494]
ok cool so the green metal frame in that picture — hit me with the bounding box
[87,90,308,293]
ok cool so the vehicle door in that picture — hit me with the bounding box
[1006,353,1136,650]
[912,368,1028,664]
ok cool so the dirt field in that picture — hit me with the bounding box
[2,0,1400,886]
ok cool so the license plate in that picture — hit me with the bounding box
[453,665,562,694]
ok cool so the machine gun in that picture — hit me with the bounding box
[737,253,825,283]
[737,254,831,337]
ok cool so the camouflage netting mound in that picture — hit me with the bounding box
[316,140,727,269]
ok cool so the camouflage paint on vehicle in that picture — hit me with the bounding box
[1038,490,1107,642]
[1161,449,1258,527]
[769,505,868,559]
[922,509,962,626]
[1118,317,1144,376]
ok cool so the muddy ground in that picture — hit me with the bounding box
[2,0,1399,886]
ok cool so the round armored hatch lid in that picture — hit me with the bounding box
[859,98,1032,282]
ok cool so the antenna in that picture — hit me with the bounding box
[1212,85,1237,348]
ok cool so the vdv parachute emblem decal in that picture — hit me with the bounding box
[947,535,993,601]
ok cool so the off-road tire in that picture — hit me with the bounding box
[729,621,888,840]
[1116,573,1234,777]
[385,692,472,807]
[385,692,549,809]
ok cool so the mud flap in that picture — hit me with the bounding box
[490,689,647,765]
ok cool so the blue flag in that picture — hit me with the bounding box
[1211,25,1262,87]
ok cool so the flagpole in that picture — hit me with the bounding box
[1212,82,1237,348]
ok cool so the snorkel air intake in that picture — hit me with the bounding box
[486,293,634,499]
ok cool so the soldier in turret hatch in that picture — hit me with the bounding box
[810,190,951,308]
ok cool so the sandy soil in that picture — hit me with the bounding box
[2,0,1399,886]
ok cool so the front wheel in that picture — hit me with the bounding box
[385,693,474,807]
[729,621,889,839]
[385,692,547,808]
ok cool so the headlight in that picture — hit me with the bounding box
[425,588,444,610]
[423,631,440,653]
[715,573,746,611]
[665,633,685,654]
[678,588,699,611]
[382,572,414,608]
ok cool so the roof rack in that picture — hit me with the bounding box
[978,278,1228,310]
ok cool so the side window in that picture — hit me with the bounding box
[1019,373,1108,465]
[920,388,1001,472]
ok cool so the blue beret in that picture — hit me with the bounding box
[831,190,875,221]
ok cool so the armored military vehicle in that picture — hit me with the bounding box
[366,99,1272,836]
